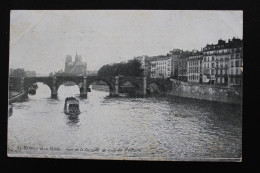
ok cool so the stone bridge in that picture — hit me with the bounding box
[9,76,173,98]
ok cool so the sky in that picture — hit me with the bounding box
[9,10,243,75]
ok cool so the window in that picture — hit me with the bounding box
[231,61,234,67]
[222,70,225,75]
[218,77,221,83]
[231,69,233,75]
[236,60,239,67]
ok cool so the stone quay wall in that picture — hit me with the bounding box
[169,80,242,104]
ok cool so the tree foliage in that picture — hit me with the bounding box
[98,59,144,77]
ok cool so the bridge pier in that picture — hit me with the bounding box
[143,77,147,96]
[51,76,57,98]
[110,76,119,97]
[20,77,24,92]
[80,76,88,98]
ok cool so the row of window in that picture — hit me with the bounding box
[216,77,226,84]
[230,78,242,85]
[203,60,242,68]
[188,67,200,73]
[188,60,201,66]
[203,48,242,55]
[203,53,242,62]
[155,60,170,65]
[188,75,200,81]
[230,68,242,75]
[230,60,242,67]
[202,68,242,75]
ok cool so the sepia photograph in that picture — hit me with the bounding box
[8,10,242,161]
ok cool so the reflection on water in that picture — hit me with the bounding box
[66,115,80,126]
[8,83,242,161]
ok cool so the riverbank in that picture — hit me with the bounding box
[9,91,26,104]
[169,80,242,105]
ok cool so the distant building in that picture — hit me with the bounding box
[9,68,26,78]
[65,53,87,76]
[87,70,98,76]
[130,37,243,86]
[25,70,36,77]
[9,68,14,75]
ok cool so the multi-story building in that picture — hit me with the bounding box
[65,53,87,76]
[169,49,182,79]
[202,44,217,84]
[132,37,243,85]
[202,38,243,86]
[177,51,191,82]
[187,51,203,83]
[150,55,172,78]
[227,38,243,86]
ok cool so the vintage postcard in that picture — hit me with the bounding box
[8,10,242,161]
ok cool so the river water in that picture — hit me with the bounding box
[8,83,242,161]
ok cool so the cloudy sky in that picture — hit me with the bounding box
[10,10,243,75]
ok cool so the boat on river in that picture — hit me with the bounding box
[64,97,80,116]
[28,88,36,95]
[32,84,38,89]
[28,84,38,95]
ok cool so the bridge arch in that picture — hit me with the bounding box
[55,76,84,93]
[56,80,82,93]
[86,78,115,94]
[24,77,53,96]
[118,78,144,96]
[147,80,167,94]
[118,78,141,88]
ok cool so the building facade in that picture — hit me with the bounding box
[202,38,243,86]
[227,38,243,86]
[65,53,87,76]
[202,45,217,84]
[177,51,191,82]
[169,49,182,79]
[130,37,243,86]
[150,55,172,79]
[187,51,203,83]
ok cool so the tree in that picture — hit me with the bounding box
[98,59,143,77]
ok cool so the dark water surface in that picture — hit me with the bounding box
[8,83,242,161]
